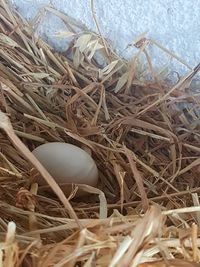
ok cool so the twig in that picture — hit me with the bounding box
[90,0,110,61]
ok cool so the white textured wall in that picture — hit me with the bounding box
[11,0,200,75]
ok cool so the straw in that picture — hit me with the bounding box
[0,0,200,265]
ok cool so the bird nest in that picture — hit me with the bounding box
[0,1,200,266]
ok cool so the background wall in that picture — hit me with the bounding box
[10,0,200,75]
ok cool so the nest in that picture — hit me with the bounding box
[0,1,200,266]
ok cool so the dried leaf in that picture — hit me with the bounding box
[99,60,118,78]
[114,72,129,93]
[87,39,104,60]
[74,34,92,53]
[55,31,75,38]
[0,33,19,47]
[21,72,50,79]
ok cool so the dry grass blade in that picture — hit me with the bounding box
[119,206,162,266]
[124,146,149,211]
[138,259,200,267]
[90,0,110,60]
[3,221,18,267]
[136,63,200,117]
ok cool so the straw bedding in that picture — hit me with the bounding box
[0,1,200,266]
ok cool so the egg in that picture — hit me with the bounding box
[32,142,98,195]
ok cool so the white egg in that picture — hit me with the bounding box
[32,142,98,191]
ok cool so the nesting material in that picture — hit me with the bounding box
[0,0,200,266]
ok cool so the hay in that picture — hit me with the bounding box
[0,0,200,266]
